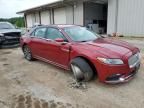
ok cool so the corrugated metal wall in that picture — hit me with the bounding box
[107,0,118,35]
[25,1,84,27]
[66,6,74,24]
[74,2,84,25]
[117,0,144,36]
[26,12,41,28]
[40,10,50,25]
[35,12,40,24]
[108,0,144,36]
[26,14,33,28]
[54,7,66,24]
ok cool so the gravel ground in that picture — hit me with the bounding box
[0,38,144,108]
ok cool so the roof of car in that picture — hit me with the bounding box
[39,24,81,29]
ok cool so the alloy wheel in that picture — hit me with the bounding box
[71,64,84,81]
[23,46,31,60]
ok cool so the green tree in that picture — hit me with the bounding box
[0,17,25,27]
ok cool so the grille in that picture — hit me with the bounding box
[128,53,140,68]
[4,32,21,37]
[2,36,20,45]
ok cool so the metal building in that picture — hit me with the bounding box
[17,0,144,36]
[108,0,144,36]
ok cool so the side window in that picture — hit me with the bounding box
[31,31,35,36]
[34,28,47,38]
[46,28,67,41]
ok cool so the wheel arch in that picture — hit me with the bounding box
[70,55,98,78]
[22,43,27,51]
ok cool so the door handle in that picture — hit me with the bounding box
[61,48,70,52]
[46,39,53,42]
[61,42,68,45]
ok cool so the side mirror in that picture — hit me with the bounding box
[55,38,68,45]
[55,38,64,42]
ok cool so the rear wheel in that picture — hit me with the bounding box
[23,45,34,61]
[70,58,94,82]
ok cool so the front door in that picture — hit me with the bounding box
[44,27,70,67]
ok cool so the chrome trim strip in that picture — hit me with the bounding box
[61,48,69,52]
[30,37,68,44]
[105,77,133,84]
[34,55,69,70]
[30,36,54,41]
[105,73,135,84]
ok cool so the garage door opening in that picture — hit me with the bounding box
[84,1,108,34]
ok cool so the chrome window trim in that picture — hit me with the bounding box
[30,26,69,43]
[30,36,54,42]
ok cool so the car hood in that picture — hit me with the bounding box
[0,29,21,34]
[77,38,137,58]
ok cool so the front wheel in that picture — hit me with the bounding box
[23,45,34,61]
[70,58,94,82]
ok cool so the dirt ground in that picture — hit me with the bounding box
[0,38,144,108]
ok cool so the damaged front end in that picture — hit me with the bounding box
[0,32,21,48]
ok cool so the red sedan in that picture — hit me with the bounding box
[20,25,140,84]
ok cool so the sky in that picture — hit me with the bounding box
[0,0,60,18]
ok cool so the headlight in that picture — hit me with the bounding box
[97,57,124,65]
[0,33,4,37]
[138,52,141,59]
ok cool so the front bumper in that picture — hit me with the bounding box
[0,36,5,43]
[3,36,20,45]
[105,64,140,84]
[0,32,21,46]
[0,36,20,48]
[93,53,140,84]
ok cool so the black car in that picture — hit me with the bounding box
[0,22,21,48]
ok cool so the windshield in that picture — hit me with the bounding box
[0,22,15,29]
[64,27,100,42]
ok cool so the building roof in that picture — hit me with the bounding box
[17,0,64,14]
[17,0,108,14]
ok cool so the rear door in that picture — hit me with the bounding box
[29,27,47,58]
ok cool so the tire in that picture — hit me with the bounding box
[0,42,2,49]
[70,57,94,82]
[23,45,34,61]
